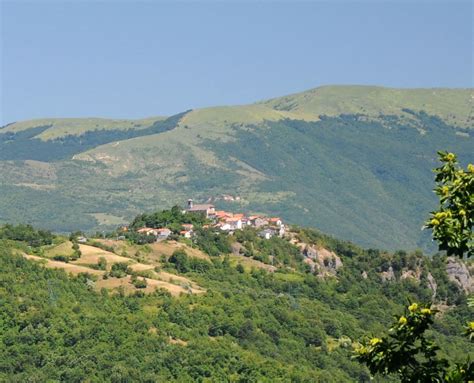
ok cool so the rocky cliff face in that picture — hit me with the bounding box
[446,257,473,293]
[381,266,396,282]
[302,245,343,277]
[426,272,438,299]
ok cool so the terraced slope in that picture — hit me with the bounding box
[23,240,205,296]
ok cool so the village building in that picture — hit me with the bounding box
[183,197,286,239]
[215,210,231,220]
[249,216,268,227]
[137,227,171,241]
[137,227,159,236]
[185,199,215,218]
[180,230,193,239]
[217,222,231,231]
[278,224,286,237]
[259,228,276,240]
[156,228,172,240]
[224,217,243,231]
[268,217,282,226]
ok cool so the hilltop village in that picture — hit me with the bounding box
[131,199,285,241]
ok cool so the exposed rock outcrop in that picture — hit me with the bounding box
[381,266,395,282]
[231,242,244,256]
[400,269,421,281]
[446,257,473,293]
[427,272,438,299]
[399,269,437,299]
[302,245,343,277]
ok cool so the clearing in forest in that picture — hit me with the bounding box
[148,241,210,260]
[23,254,105,276]
[228,254,276,272]
[43,241,75,258]
[73,244,132,265]
[93,238,210,264]
[22,243,205,296]
[95,275,203,296]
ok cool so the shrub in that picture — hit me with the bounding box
[97,257,107,270]
[53,255,69,263]
[169,249,190,273]
[110,262,130,278]
[132,277,148,289]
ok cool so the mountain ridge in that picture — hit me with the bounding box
[3,85,473,138]
[0,85,472,251]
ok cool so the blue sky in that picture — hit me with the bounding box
[1,1,472,125]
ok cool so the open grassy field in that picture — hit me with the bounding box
[43,240,75,258]
[262,86,473,128]
[23,240,205,296]
[149,241,211,260]
[73,244,134,267]
[23,254,105,276]
[94,239,210,263]
[228,254,276,272]
[94,274,200,296]
[1,116,166,139]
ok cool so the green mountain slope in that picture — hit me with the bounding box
[0,226,472,382]
[1,116,166,139]
[0,225,472,381]
[0,86,472,250]
[262,85,473,126]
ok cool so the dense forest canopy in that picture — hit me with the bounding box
[0,219,471,381]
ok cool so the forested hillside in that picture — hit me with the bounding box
[0,86,472,250]
[0,221,472,381]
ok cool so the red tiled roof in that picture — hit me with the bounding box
[215,210,232,218]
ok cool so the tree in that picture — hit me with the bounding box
[0,224,54,247]
[356,151,473,382]
[355,303,473,382]
[131,275,148,289]
[169,249,190,273]
[110,262,130,278]
[425,151,473,258]
[97,257,107,270]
